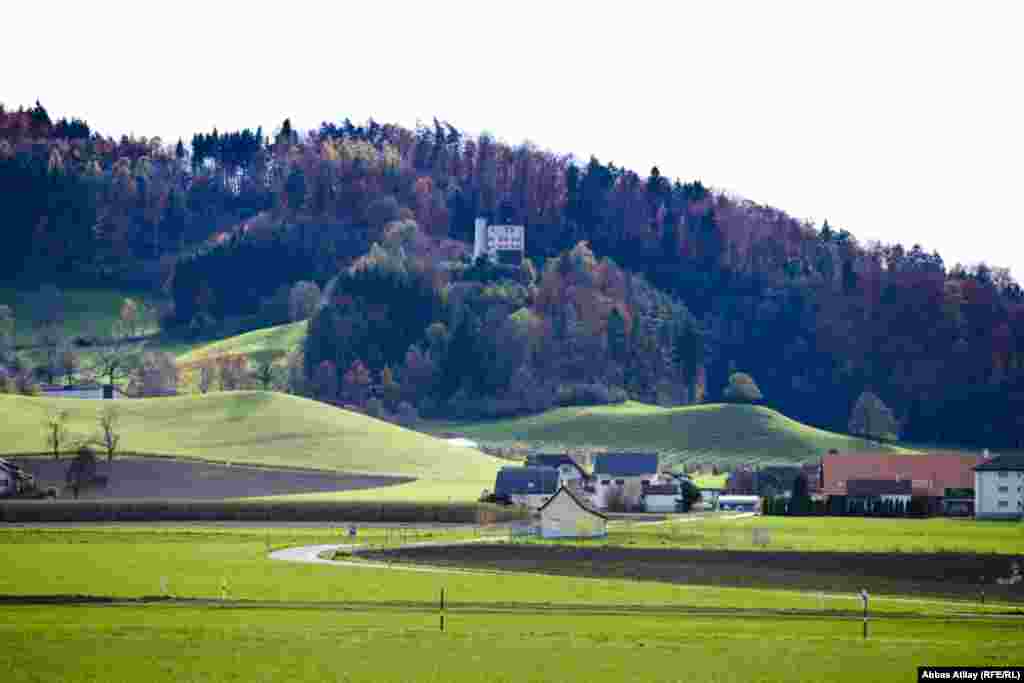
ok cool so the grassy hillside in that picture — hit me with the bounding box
[429,401,909,467]
[0,391,503,482]
[0,286,162,347]
[175,321,307,367]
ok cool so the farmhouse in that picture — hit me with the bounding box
[821,452,979,515]
[974,455,1024,520]
[473,218,525,265]
[844,479,912,513]
[0,461,14,497]
[493,466,559,510]
[538,486,608,539]
[591,452,659,510]
[526,453,588,490]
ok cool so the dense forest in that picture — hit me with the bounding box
[2,101,1022,447]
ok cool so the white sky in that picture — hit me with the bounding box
[7,1,1023,278]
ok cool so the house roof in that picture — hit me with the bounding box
[642,484,680,496]
[527,454,588,478]
[593,452,659,477]
[974,455,1024,472]
[494,466,559,496]
[821,453,980,498]
[846,479,913,496]
[538,485,608,520]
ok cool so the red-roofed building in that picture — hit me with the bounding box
[821,452,982,514]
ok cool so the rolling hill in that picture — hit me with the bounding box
[175,321,307,367]
[0,391,504,483]
[429,401,910,467]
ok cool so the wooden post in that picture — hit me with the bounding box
[440,587,446,632]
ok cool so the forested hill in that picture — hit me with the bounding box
[2,101,1023,448]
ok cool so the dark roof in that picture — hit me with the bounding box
[494,466,559,496]
[594,452,659,477]
[642,484,680,496]
[846,479,912,496]
[974,455,1024,472]
[527,454,588,478]
[537,486,608,519]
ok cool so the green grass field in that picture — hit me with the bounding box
[3,605,1020,683]
[430,401,910,466]
[0,392,503,486]
[0,286,162,347]
[3,526,1022,681]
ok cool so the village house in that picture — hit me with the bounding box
[0,461,14,498]
[591,452,659,511]
[717,495,760,512]
[492,466,559,510]
[538,486,608,539]
[844,479,912,513]
[974,455,1024,520]
[820,452,979,516]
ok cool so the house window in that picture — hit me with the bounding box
[998,471,1009,479]
[999,486,1009,493]
[998,501,1009,508]
[600,479,610,485]
[615,479,625,486]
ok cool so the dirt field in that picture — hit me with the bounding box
[365,543,1024,602]
[11,457,411,500]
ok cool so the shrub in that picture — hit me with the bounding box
[364,397,384,419]
[396,401,419,427]
[723,372,763,403]
[556,383,626,407]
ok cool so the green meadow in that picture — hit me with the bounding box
[430,401,910,466]
[3,605,1020,683]
[0,392,503,487]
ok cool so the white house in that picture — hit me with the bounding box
[974,455,1024,520]
[538,486,608,539]
[473,218,525,265]
[591,452,660,510]
[493,466,559,511]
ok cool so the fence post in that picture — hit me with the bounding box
[440,587,446,632]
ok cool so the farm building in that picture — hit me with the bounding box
[726,465,817,497]
[591,452,659,510]
[844,479,912,513]
[493,466,559,510]
[39,384,124,400]
[641,482,682,513]
[717,495,760,512]
[526,454,588,490]
[0,462,14,497]
[974,455,1024,520]
[538,486,608,539]
[821,452,980,515]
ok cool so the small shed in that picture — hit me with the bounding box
[538,486,608,539]
[717,495,761,512]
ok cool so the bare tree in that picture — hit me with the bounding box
[131,352,178,397]
[97,405,121,462]
[0,304,13,363]
[91,323,140,391]
[43,408,70,459]
[198,361,217,394]
[254,360,279,390]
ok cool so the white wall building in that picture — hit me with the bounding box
[975,455,1024,520]
[539,486,608,539]
[473,218,525,264]
[591,453,660,510]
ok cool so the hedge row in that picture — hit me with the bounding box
[0,499,527,525]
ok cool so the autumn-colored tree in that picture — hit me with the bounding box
[380,366,400,410]
[217,354,249,391]
[342,359,371,405]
